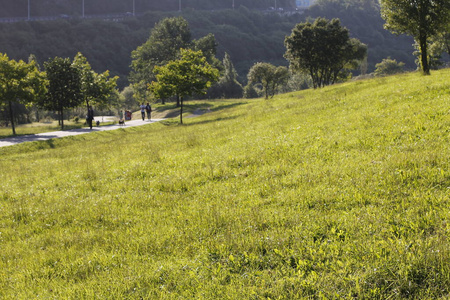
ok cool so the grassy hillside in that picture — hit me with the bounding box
[0,70,449,299]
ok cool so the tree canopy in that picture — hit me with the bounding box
[380,0,450,74]
[130,17,192,102]
[73,52,118,109]
[149,49,219,124]
[130,16,220,104]
[39,57,83,130]
[247,62,289,99]
[285,17,367,88]
[208,52,243,99]
[0,53,46,135]
[374,57,405,76]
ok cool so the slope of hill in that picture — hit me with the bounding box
[0,0,296,18]
[0,70,449,298]
[0,4,416,88]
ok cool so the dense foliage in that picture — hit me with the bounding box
[380,0,450,74]
[247,62,289,99]
[73,52,118,110]
[374,57,405,76]
[0,53,46,134]
[307,0,417,71]
[0,0,296,18]
[285,17,367,88]
[208,53,244,99]
[0,2,419,91]
[39,57,83,130]
[150,49,219,123]
[130,16,192,102]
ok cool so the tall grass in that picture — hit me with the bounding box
[0,70,449,299]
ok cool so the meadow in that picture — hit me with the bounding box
[0,70,449,299]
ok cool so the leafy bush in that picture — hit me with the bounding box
[374,57,405,76]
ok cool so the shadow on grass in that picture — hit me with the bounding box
[184,115,240,126]
[0,124,85,139]
[158,101,247,126]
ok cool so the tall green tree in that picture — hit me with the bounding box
[149,49,219,124]
[0,53,47,135]
[247,62,289,99]
[209,52,243,99]
[130,17,221,106]
[73,52,118,110]
[285,17,367,88]
[130,17,191,104]
[39,57,83,130]
[380,0,450,75]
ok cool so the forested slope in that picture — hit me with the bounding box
[0,1,416,88]
[0,0,296,18]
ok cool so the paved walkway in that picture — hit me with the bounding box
[0,117,164,148]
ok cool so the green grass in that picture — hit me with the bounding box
[0,70,449,299]
[0,120,118,139]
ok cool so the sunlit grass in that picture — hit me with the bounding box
[0,70,449,299]
[0,120,119,139]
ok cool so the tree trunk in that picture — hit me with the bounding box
[264,82,269,99]
[419,32,430,75]
[180,96,183,124]
[60,109,64,130]
[176,95,180,107]
[8,100,16,135]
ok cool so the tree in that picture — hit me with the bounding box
[130,17,192,104]
[0,53,47,135]
[413,22,450,69]
[130,17,222,106]
[380,0,450,75]
[374,57,405,76]
[247,62,289,99]
[285,17,367,88]
[209,52,243,99]
[73,52,118,110]
[39,57,83,130]
[149,49,219,124]
[120,86,138,110]
[192,33,222,69]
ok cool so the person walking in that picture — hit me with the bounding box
[145,102,152,120]
[140,103,146,121]
[86,106,94,129]
[119,109,125,125]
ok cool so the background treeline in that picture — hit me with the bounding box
[0,0,416,89]
[0,0,296,18]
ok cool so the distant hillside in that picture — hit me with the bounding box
[0,1,418,88]
[0,0,296,18]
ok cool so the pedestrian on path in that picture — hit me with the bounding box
[145,103,152,120]
[119,110,125,125]
[86,106,94,129]
[140,103,146,121]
